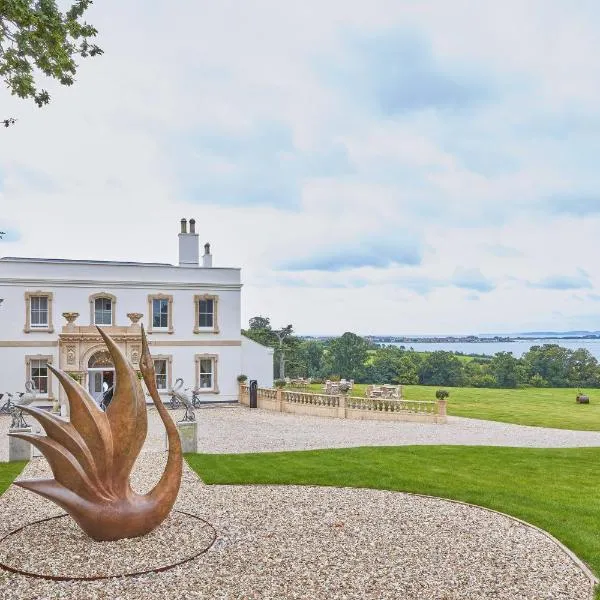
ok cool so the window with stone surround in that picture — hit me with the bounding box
[147,294,174,334]
[195,354,219,393]
[193,294,219,334]
[153,356,172,391]
[89,293,116,326]
[26,355,54,397]
[24,291,54,333]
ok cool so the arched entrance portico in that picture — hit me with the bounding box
[57,323,143,411]
[88,350,114,403]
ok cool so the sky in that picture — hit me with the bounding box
[2,0,600,335]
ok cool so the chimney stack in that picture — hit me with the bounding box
[178,217,199,267]
[202,242,213,268]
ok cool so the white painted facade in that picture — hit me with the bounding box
[0,219,273,409]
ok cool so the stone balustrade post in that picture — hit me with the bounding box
[276,388,284,412]
[436,398,447,421]
[337,393,347,419]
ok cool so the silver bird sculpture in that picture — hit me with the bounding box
[11,380,37,428]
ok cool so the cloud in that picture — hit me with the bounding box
[6,0,600,335]
[451,267,495,292]
[530,273,593,290]
[271,275,369,289]
[167,122,354,209]
[482,243,524,258]
[277,236,423,271]
[0,223,21,243]
[544,194,600,217]
[391,275,444,296]
[328,29,493,116]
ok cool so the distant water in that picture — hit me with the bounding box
[389,339,600,359]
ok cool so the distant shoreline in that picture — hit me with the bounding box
[300,335,600,343]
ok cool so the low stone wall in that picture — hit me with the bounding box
[239,385,447,424]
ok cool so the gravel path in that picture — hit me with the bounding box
[0,454,594,599]
[4,405,600,461]
[157,405,600,454]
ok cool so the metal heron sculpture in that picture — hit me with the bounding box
[169,377,196,422]
[8,326,182,541]
[10,380,37,428]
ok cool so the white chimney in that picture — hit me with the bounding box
[178,218,199,267]
[202,242,213,268]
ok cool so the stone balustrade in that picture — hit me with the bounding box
[239,385,446,424]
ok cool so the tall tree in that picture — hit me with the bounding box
[248,316,271,330]
[328,332,369,381]
[242,317,297,379]
[522,344,570,387]
[418,351,464,386]
[489,352,520,388]
[1,0,102,122]
[297,340,324,378]
[565,348,600,387]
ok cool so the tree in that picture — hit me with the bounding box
[370,345,405,384]
[489,352,520,388]
[248,316,271,330]
[522,344,570,387]
[273,325,293,379]
[242,317,299,379]
[418,351,464,386]
[327,332,369,381]
[1,0,102,121]
[297,340,324,378]
[565,348,600,387]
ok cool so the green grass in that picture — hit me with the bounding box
[187,446,600,596]
[303,383,600,430]
[0,461,27,495]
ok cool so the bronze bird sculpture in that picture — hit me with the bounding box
[8,326,182,541]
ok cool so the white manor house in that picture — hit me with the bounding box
[0,218,273,410]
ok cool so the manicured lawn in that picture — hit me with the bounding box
[302,383,600,430]
[187,446,600,597]
[0,461,27,495]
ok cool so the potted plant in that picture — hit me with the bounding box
[576,389,590,404]
[274,379,286,389]
[435,389,449,401]
[237,374,248,383]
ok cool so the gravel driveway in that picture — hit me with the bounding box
[148,404,600,454]
[4,405,600,461]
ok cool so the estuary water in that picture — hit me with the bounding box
[389,339,600,359]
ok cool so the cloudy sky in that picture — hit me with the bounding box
[2,0,600,335]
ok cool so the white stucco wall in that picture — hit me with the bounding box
[241,335,274,388]
[0,257,244,404]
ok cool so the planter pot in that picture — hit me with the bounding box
[576,395,590,404]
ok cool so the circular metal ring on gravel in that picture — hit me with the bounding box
[0,510,217,581]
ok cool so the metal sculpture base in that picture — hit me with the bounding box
[0,510,216,581]
[8,427,32,462]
